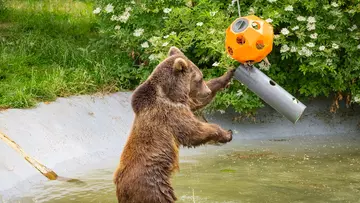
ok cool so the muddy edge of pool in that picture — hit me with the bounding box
[0,92,359,200]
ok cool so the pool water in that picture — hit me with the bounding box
[14,134,360,203]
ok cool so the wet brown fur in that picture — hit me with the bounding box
[113,47,234,203]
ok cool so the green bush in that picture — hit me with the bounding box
[0,0,4,12]
[93,0,360,115]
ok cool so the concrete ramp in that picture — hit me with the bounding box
[0,92,135,198]
[0,92,359,201]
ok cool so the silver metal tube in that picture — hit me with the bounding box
[233,64,306,123]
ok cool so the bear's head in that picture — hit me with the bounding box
[131,46,212,113]
[149,46,212,105]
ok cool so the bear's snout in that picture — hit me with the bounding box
[203,84,212,96]
[198,89,212,98]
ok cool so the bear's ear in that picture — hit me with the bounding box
[173,58,188,71]
[168,46,183,57]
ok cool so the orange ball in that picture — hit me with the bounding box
[225,15,274,64]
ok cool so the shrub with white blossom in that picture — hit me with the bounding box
[93,0,360,115]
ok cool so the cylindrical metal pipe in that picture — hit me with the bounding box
[233,64,306,123]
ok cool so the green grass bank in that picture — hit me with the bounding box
[0,0,137,109]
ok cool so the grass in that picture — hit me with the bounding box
[0,0,138,109]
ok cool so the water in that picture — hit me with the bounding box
[10,134,360,203]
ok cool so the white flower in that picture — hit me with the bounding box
[266,18,273,23]
[267,0,276,3]
[285,5,293,11]
[331,10,342,16]
[331,2,339,7]
[332,43,339,49]
[281,28,290,35]
[274,34,280,39]
[298,47,313,57]
[157,53,166,60]
[328,25,336,30]
[291,26,299,31]
[249,8,255,14]
[93,7,101,14]
[170,31,176,35]
[162,42,169,47]
[125,7,132,12]
[306,42,315,47]
[353,95,360,103]
[141,41,149,48]
[290,46,297,52]
[355,96,360,103]
[149,54,157,61]
[114,25,121,30]
[118,14,130,23]
[310,33,318,39]
[259,61,270,71]
[357,44,360,49]
[196,22,204,26]
[297,16,306,21]
[319,46,326,51]
[212,62,220,67]
[326,59,333,65]
[307,16,316,23]
[163,8,172,14]
[305,50,313,57]
[348,24,358,31]
[104,4,114,13]
[218,110,225,114]
[210,11,218,16]
[323,5,330,10]
[280,44,290,53]
[236,90,243,97]
[307,23,316,31]
[149,36,161,46]
[163,35,169,39]
[110,15,117,21]
[133,28,144,37]
[131,1,135,4]
[118,11,131,23]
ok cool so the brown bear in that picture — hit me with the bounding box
[113,46,235,203]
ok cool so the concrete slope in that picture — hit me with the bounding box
[0,92,134,194]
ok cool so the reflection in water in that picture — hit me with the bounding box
[16,134,360,203]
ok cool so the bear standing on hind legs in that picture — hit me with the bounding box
[113,46,235,203]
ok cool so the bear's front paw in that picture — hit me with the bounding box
[222,69,236,88]
[227,68,236,77]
